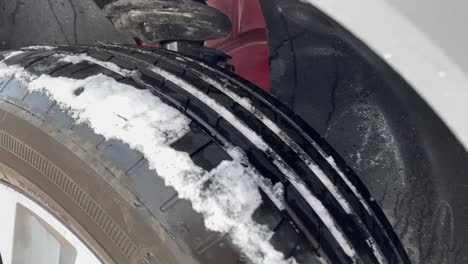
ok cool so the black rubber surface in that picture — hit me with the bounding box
[101,0,232,42]
[1,46,410,264]
[260,1,468,263]
[0,0,133,50]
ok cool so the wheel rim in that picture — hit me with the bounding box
[0,181,101,264]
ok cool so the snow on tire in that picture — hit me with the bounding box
[0,46,409,264]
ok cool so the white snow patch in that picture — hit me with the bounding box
[0,62,35,83]
[294,181,356,258]
[3,51,26,60]
[0,62,295,264]
[30,74,190,145]
[273,159,356,260]
[325,156,372,214]
[22,46,56,50]
[367,238,385,264]
[55,54,135,77]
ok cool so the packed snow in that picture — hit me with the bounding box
[57,54,134,77]
[2,51,25,60]
[21,45,56,50]
[0,51,297,264]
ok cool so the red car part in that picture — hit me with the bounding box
[206,0,270,92]
[135,0,270,92]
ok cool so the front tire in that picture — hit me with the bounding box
[0,46,409,264]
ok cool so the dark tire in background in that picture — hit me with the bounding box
[0,46,409,263]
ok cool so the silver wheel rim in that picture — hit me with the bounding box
[0,182,101,264]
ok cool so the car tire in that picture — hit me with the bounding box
[0,45,409,264]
